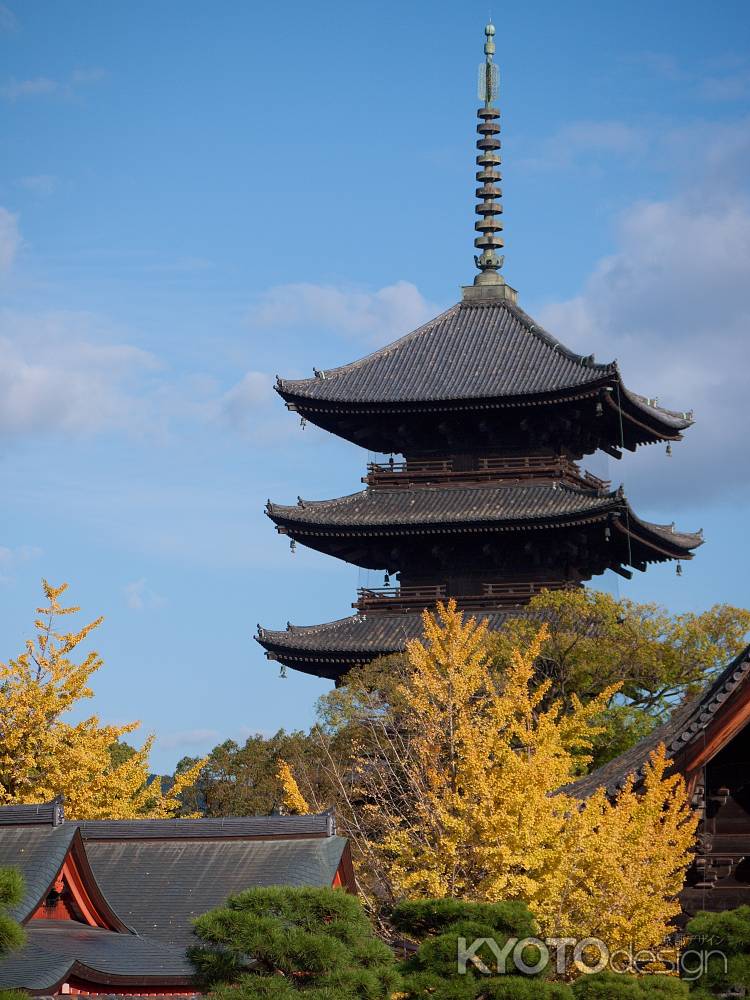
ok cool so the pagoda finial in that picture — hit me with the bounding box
[463,21,517,303]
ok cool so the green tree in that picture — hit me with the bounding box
[0,867,26,1000]
[685,905,750,995]
[175,729,332,817]
[190,886,399,999]
[0,868,24,958]
[483,589,750,767]
[391,897,572,1000]
[571,972,689,998]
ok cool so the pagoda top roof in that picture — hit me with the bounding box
[276,299,691,434]
[267,481,702,554]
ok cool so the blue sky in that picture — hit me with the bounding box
[1,0,749,772]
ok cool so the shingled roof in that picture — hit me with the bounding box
[0,922,194,991]
[276,299,691,435]
[267,482,702,557]
[0,808,353,990]
[84,836,349,949]
[257,608,530,680]
[565,643,750,800]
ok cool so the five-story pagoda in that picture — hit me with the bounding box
[256,23,701,682]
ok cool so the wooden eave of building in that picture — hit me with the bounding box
[265,482,702,569]
[563,643,750,801]
[276,299,692,451]
[0,806,355,991]
[256,607,537,681]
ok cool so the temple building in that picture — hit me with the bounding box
[256,22,701,682]
[568,641,750,915]
[0,804,353,994]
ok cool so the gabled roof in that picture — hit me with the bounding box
[0,806,353,988]
[565,643,750,799]
[276,299,691,437]
[0,824,127,930]
[84,835,350,948]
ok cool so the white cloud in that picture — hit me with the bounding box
[1,68,105,102]
[0,207,20,272]
[158,728,220,750]
[1,76,59,100]
[219,371,274,430]
[18,174,58,196]
[123,578,165,611]
[246,280,439,346]
[536,129,750,506]
[699,72,750,103]
[519,120,646,171]
[0,309,159,437]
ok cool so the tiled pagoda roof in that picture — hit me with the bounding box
[276,299,691,437]
[257,609,523,679]
[267,481,702,555]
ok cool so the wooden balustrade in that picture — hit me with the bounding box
[354,580,572,613]
[363,456,610,492]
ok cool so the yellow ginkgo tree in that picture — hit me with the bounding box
[309,600,697,958]
[0,580,203,820]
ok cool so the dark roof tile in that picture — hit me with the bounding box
[77,813,334,841]
[268,483,702,555]
[0,824,78,922]
[258,609,523,656]
[277,300,691,433]
[0,922,192,989]
[84,836,349,948]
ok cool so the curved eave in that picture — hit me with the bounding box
[266,488,702,571]
[606,377,694,445]
[256,608,527,680]
[267,508,619,538]
[276,377,614,416]
[15,828,132,933]
[615,512,703,561]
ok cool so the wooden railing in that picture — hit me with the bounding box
[363,456,610,492]
[354,581,571,613]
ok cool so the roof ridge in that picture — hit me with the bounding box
[498,299,616,373]
[278,303,460,388]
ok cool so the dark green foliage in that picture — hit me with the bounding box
[482,980,573,999]
[0,992,28,1000]
[390,897,551,999]
[685,905,750,994]
[0,868,25,959]
[175,729,327,816]
[190,886,399,998]
[571,972,689,999]
[391,899,536,939]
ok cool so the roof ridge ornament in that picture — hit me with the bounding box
[462,22,517,305]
